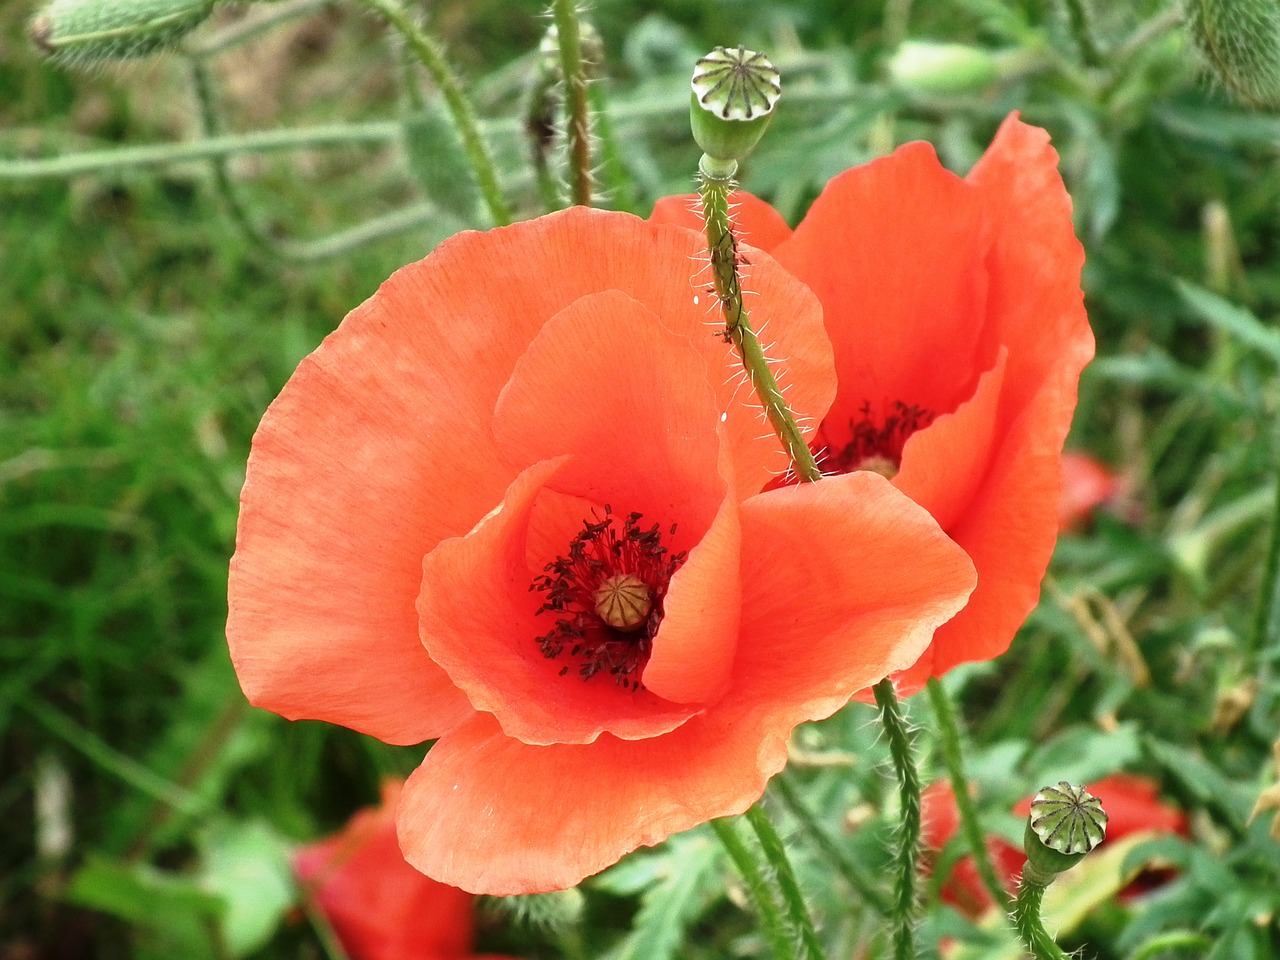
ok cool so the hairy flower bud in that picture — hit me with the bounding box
[30,0,214,62]
[889,42,1000,95]
[1186,0,1280,108]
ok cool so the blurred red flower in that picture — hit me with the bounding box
[922,774,1190,916]
[228,208,976,893]
[294,782,513,960]
[653,114,1094,691]
[1058,451,1122,532]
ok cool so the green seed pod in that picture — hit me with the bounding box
[30,0,214,62]
[1186,0,1280,108]
[1022,781,1108,883]
[689,45,780,168]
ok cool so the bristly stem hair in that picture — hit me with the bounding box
[926,677,1011,910]
[697,171,822,482]
[743,804,829,960]
[1011,878,1072,960]
[357,0,512,225]
[873,679,922,960]
[709,817,800,960]
[551,0,593,206]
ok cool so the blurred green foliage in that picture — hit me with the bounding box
[3,0,1280,956]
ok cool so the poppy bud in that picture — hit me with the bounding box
[690,45,780,177]
[29,0,214,61]
[888,42,1000,95]
[1022,781,1108,885]
[1186,0,1280,108]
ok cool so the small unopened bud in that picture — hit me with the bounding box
[30,0,214,62]
[888,41,1000,95]
[690,45,780,171]
[1022,781,1108,884]
[1186,0,1280,108]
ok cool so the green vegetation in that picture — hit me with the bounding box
[3,0,1279,957]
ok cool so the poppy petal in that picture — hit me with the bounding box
[418,457,701,746]
[491,289,725,538]
[642,494,742,704]
[733,471,977,713]
[894,349,1008,533]
[397,708,788,895]
[965,114,1093,419]
[771,142,991,424]
[649,190,794,253]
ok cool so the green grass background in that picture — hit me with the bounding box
[3,0,1280,957]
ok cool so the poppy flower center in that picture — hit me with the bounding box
[532,506,686,690]
[821,400,935,478]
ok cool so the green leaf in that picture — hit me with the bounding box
[1176,280,1280,365]
[197,819,298,957]
[1022,723,1141,789]
[609,835,722,960]
[66,855,224,959]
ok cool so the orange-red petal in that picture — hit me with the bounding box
[229,206,831,742]
[417,458,701,745]
[733,471,977,713]
[771,141,992,427]
[294,781,476,960]
[397,709,790,894]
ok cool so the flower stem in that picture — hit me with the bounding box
[355,0,512,225]
[0,122,400,180]
[925,677,1010,910]
[709,817,797,960]
[771,773,891,914]
[697,169,822,483]
[872,679,921,960]
[1011,877,1071,960]
[743,804,829,960]
[551,0,592,206]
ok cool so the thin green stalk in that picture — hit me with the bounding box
[272,202,452,262]
[710,817,797,960]
[925,677,1010,910]
[551,0,592,205]
[698,172,822,482]
[356,0,511,225]
[23,699,209,818]
[0,122,400,180]
[744,805,829,960]
[1011,879,1070,960]
[0,83,878,183]
[772,774,891,914]
[872,679,921,960]
[187,57,277,255]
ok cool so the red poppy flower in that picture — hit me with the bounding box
[294,781,513,960]
[922,774,1190,916]
[1058,451,1121,531]
[652,114,1094,690]
[228,208,977,893]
